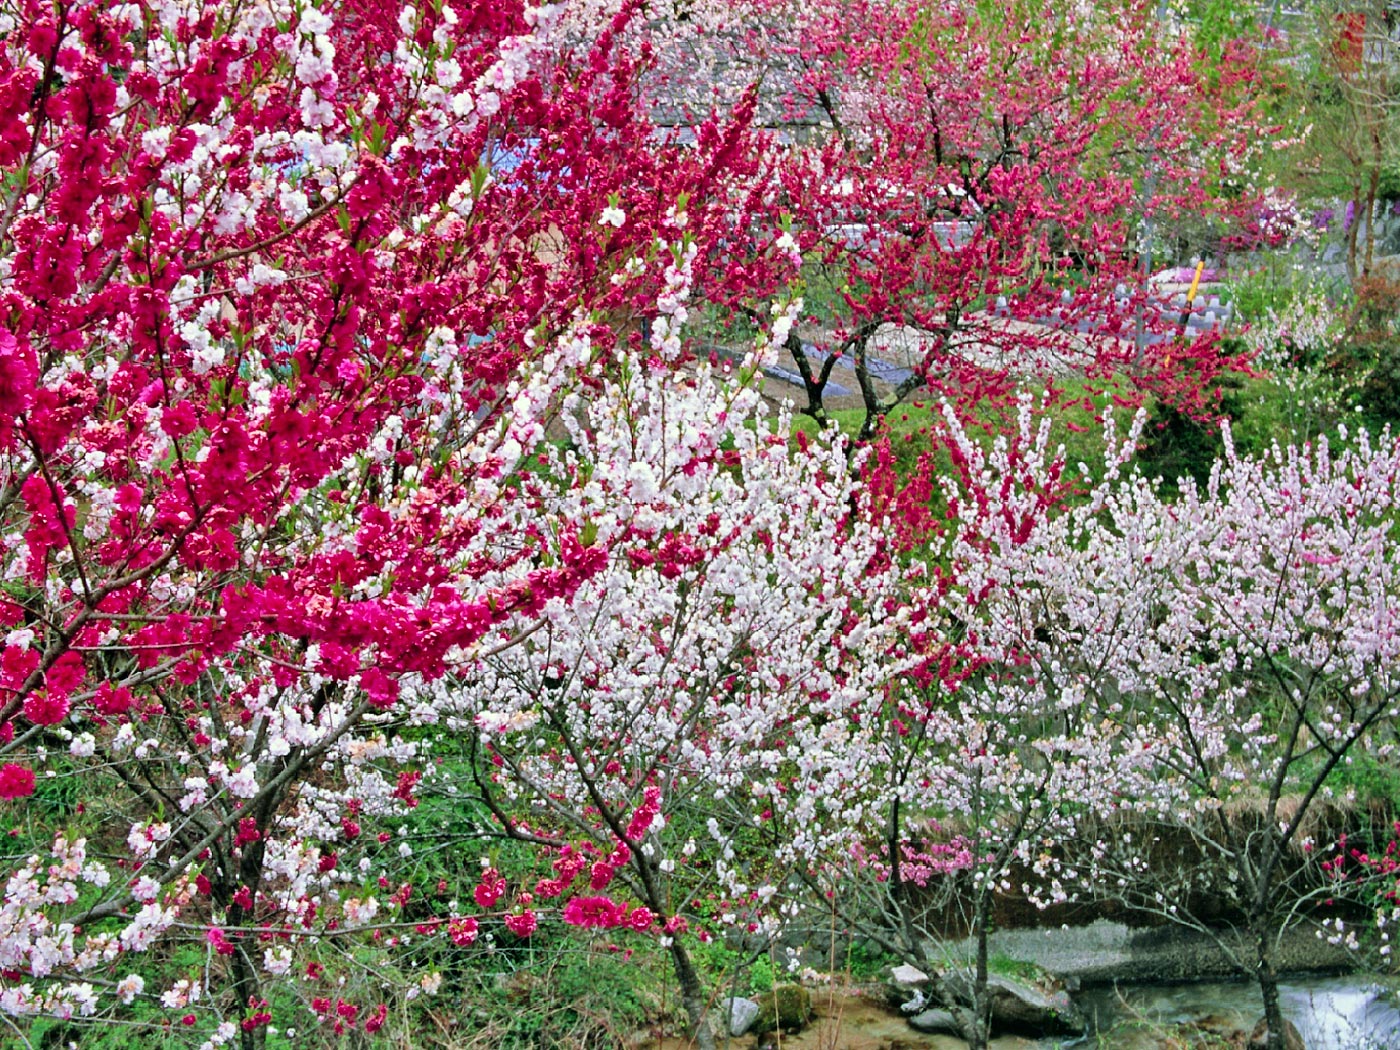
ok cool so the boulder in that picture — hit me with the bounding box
[906,1007,961,1036]
[934,970,1085,1039]
[1248,1016,1306,1050]
[881,962,931,1010]
[889,963,931,986]
[716,997,760,1037]
[752,984,813,1035]
[985,974,1086,1037]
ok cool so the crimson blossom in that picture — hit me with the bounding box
[635,0,1283,436]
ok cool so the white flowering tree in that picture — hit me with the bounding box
[1025,423,1400,1050]
[422,295,918,1049]
[816,403,1166,1050]
[816,401,1400,1050]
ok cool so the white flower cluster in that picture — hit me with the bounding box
[168,275,229,375]
[648,240,698,360]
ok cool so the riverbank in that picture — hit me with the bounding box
[962,919,1358,986]
[637,973,1400,1050]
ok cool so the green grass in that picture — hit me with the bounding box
[988,953,1046,982]
[845,939,899,980]
[786,372,1152,495]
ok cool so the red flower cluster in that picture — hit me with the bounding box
[561,896,655,932]
[0,764,35,800]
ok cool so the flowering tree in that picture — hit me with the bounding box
[812,403,1165,1049]
[659,0,1275,435]
[1351,820,1400,967]
[1294,0,1400,287]
[422,304,919,1048]
[1025,423,1400,1050]
[899,407,1167,1049]
[814,399,1400,1050]
[1,3,1372,1050]
[0,0,788,1044]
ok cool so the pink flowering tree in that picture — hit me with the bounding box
[0,0,789,1044]
[659,0,1275,436]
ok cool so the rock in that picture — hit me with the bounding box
[985,974,1086,1038]
[939,967,974,1005]
[889,963,930,986]
[930,969,1085,1039]
[1190,1012,1242,1038]
[906,1007,961,1036]
[1248,1016,1306,1050]
[881,962,931,1010]
[897,987,929,1014]
[716,997,760,1037]
[752,984,813,1035]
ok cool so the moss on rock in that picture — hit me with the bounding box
[752,984,813,1035]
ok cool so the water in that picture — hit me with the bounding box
[1283,979,1400,1050]
[1072,975,1400,1050]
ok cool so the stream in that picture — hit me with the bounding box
[1070,975,1400,1049]
[672,975,1400,1050]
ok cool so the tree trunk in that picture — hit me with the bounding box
[1362,147,1380,279]
[231,803,275,1050]
[1255,925,1285,1050]
[787,331,835,424]
[1346,180,1362,286]
[668,938,717,1050]
[967,886,992,1050]
[232,943,265,1050]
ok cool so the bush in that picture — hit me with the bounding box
[1135,376,1244,493]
